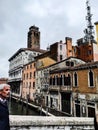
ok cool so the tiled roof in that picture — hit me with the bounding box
[50,61,98,74]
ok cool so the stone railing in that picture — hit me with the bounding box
[10,115,95,130]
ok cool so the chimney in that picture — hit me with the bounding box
[65,37,72,57]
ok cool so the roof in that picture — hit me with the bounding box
[50,61,98,74]
[34,51,50,60]
[49,56,85,67]
[94,21,98,25]
[8,48,46,61]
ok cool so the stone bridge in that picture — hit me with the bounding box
[10,115,95,130]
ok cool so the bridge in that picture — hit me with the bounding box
[10,115,95,130]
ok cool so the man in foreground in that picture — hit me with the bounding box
[0,84,10,130]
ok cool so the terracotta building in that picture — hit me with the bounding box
[22,61,36,101]
[72,1,98,62]
[73,39,98,62]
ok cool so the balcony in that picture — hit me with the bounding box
[8,77,22,83]
[49,85,72,92]
[61,85,72,92]
[49,85,59,91]
[41,85,48,91]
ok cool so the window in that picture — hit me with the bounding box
[29,82,31,88]
[27,73,28,79]
[71,62,74,67]
[53,76,55,85]
[60,75,63,86]
[64,74,71,86]
[66,61,70,66]
[57,76,59,85]
[64,75,66,85]
[30,72,32,79]
[60,55,62,61]
[24,74,25,80]
[88,50,92,55]
[73,72,78,87]
[34,63,36,67]
[34,71,35,78]
[68,74,71,86]
[33,82,35,88]
[26,82,28,88]
[50,77,52,85]
[55,75,58,85]
[30,64,32,69]
[66,61,74,67]
[88,70,94,87]
[60,45,62,50]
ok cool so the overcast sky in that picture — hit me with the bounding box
[0,0,98,78]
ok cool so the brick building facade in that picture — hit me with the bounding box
[73,39,98,62]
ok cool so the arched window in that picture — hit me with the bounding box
[89,70,94,87]
[57,76,59,85]
[64,74,71,86]
[55,75,58,85]
[68,74,71,86]
[60,75,63,86]
[64,75,66,86]
[74,72,78,87]
[53,76,55,85]
[50,76,52,85]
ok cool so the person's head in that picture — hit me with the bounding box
[0,84,10,99]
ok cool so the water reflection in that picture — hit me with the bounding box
[9,98,41,116]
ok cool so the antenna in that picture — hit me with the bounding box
[83,0,95,43]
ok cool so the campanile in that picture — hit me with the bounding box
[27,25,40,49]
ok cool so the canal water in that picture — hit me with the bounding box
[9,98,42,116]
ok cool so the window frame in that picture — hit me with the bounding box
[88,70,94,88]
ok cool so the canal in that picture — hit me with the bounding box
[9,98,44,116]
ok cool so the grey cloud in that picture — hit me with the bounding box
[0,0,97,77]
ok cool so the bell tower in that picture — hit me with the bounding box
[27,25,40,49]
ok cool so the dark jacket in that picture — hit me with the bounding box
[0,101,10,130]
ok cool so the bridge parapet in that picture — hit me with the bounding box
[10,115,94,130]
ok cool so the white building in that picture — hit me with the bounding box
[8,48,45,97]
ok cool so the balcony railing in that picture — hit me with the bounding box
[49,85,72,92]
